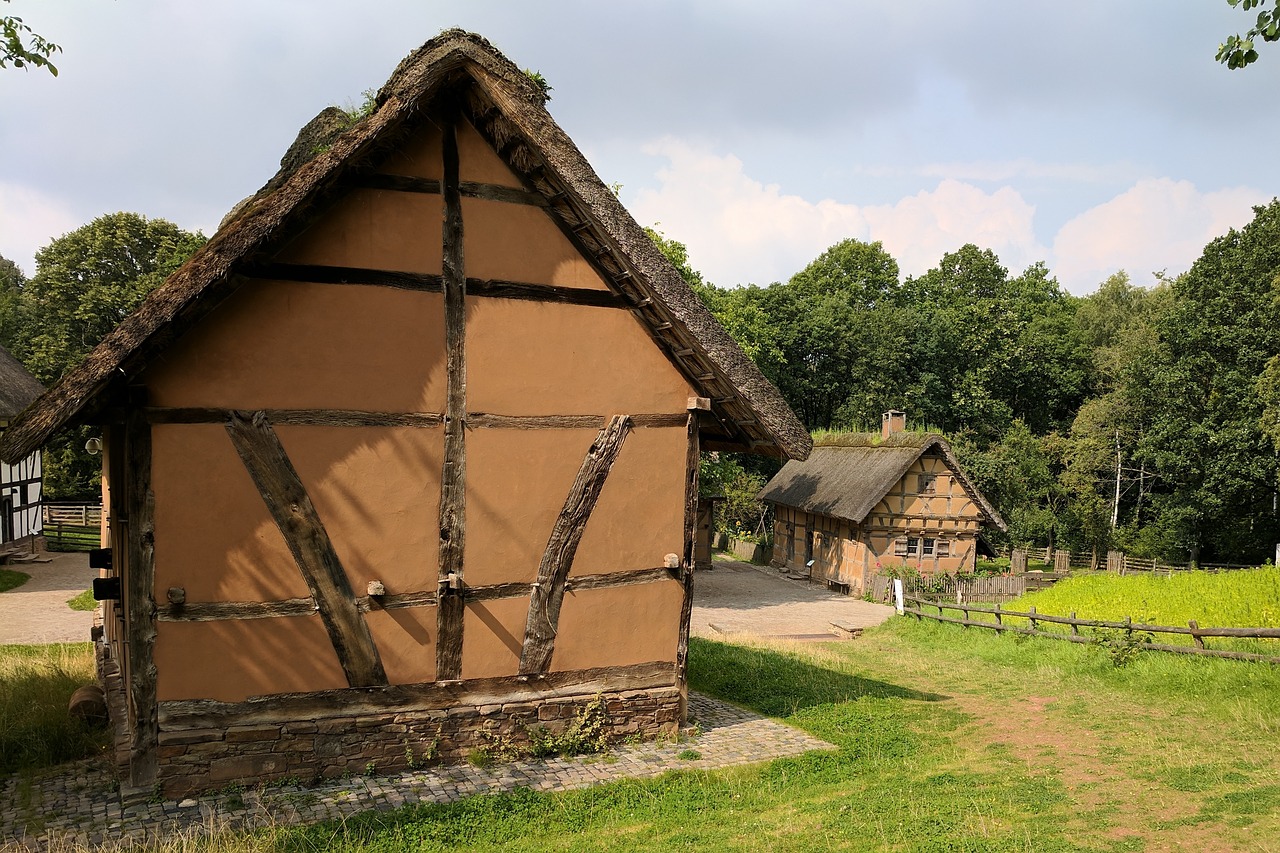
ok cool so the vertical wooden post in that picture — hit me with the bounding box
[676,412,699,722]
[436,101,467,681]
[124,402,157,788]
[993,603,1002,633]
[1070,611,1079,636]
[1028,605,1038,632]
[1188,619,1205,649]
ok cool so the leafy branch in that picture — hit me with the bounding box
[1218,0,1280,69]
[1,2,60,76]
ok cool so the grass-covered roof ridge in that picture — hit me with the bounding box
[810,429,939,449]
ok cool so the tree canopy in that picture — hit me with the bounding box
[2,213,205,497]
[657,199,1280,565]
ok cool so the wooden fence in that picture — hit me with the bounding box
[1016,546,1258,576]
[903,595,1280,664]
[42,502,102,552]
[891,571,1067,604]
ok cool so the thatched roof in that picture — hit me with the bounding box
[758,433,1006,531]
[0,30,810,465]
[0,345,43,424]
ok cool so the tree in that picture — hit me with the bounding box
[10,213,205,497]
[1,1,60,75]
[1218,0,1280,68]
[1139,202,1280,562]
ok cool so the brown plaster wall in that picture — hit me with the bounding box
[277,424,443,594]
[573,426,687,575]
[376,120,444,179]
[462,595,529,679]
[464,428,597,587]
[275,189,444,273]
[462,198,608,290]
[551,581,683,672]
[145,281,447,413]
[466,298,692,416]
[155,616,347,703]
[151,424,309,603]
[457,119,524,188]
[364,605,437,686]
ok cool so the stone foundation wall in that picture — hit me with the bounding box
[153,687,682,797]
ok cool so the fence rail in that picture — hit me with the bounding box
[903,595,1280,664]
[42,502,102,552]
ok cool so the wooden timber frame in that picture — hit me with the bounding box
[123,397,158,788]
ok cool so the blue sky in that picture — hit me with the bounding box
[1,1,1276,295]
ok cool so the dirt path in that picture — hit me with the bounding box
[0,550,95,644]
[692,559,894,639]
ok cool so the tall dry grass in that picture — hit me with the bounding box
[0,643,106,774]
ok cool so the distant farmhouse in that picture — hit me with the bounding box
[759,411,1005,594]
[0,344,43,555]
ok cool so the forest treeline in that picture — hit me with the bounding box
[4,203,1280,565]
[660,199,1280,565]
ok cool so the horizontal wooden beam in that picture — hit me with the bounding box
[157,567,680,622]
[144,408,690,430]
[240,262,628,309]
[158,660,678,730]
[146,408,444,428]
[354,173,549,207]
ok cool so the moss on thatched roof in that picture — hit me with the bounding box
[0,29,809,465]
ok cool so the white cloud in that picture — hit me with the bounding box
[0,183,80,278]
[862,180,1046,279]
[629,139,1047,286]
[1051,178,1271,293]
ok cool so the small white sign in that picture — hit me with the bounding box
[893,578,904,615]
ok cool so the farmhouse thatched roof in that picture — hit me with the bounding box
[757,433,1006,531]
[0,29,810,464]
[0,345,43,423]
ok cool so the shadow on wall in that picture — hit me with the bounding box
[686,637,948,717]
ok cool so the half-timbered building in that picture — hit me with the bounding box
[0,31,809,796]
[759,412,1003,594]
[0,344,43,555]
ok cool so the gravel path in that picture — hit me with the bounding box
[692,558,894,640]
[0,550,95,645]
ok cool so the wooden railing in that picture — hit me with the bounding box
[903,595,1280,664]
[42,502,102,552]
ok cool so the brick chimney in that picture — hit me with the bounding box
[881,410,906,439]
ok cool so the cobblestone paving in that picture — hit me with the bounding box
[1,693,833,850]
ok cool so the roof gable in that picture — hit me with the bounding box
[758,434,1006,530]
[0,30,810,465]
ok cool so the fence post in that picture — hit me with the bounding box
[994,603,1003,633]
[1070,611,1078,636]
[1188,619,1205,650]
[1029,605,1037,632]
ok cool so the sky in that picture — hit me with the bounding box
[0,1,1276,296]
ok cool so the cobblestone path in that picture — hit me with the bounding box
[1,692,834,850]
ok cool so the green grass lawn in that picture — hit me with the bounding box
[66,588,96,611]
[248,619,1280,853]
[7,615,1280,851]
[0,568,30,594]
[0,643,107,775]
